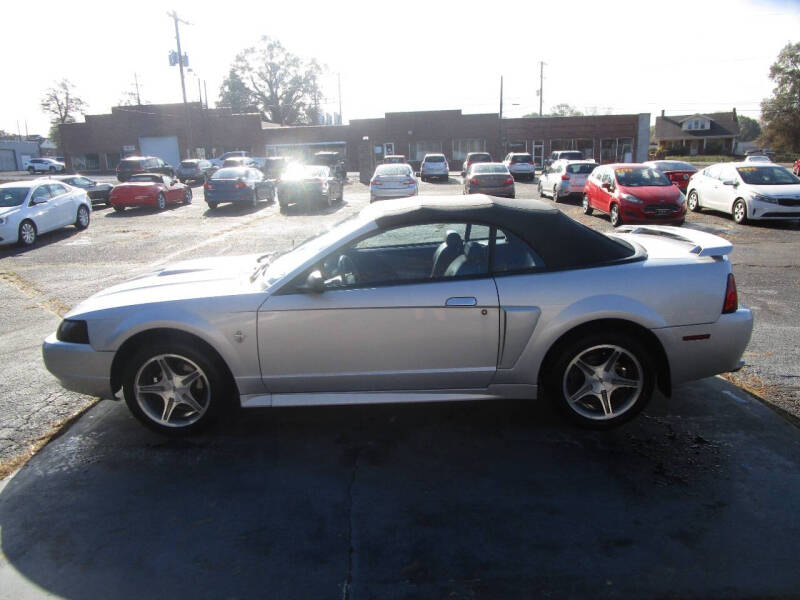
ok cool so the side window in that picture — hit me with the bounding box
[31,186,52,203]
[492,229,544,273]
[706,165,722,179]
[46,183,68,196]
[719,166,738,182]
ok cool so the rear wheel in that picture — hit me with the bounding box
[687,190,701,212]
[251,189,258,209]
[733,199,748,225]
[537,181,543,196]
[553,186,559,203]
[545,331,655,429]
[156,193,166,210]
[184,189,192,204]
[610,203,622,227]
[75,205,90,229]
[582,194,593,215]
[207,201,218,210]
[113,205,125,212]
[27,167,35,175]
[18,220,37,246]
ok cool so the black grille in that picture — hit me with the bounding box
[777,198,800,206]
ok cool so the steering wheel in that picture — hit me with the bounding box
[337,254,360,284]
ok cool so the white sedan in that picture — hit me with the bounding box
[0,180,91,247]
[369,164,418,202]
[686,162,800,224]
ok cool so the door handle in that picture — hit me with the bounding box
[445,296,477,307]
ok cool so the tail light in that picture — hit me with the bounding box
[470,178,479,185]
[204,182,212,190]
[371,178,381,185]
[561,173,570,181]
[235,181,247,189]
[504,177,514,185]
[404,178,415,185]
[722,273,738,314]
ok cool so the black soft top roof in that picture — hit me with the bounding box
[367,195,634,270]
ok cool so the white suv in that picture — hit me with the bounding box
[503,153,535,181]
[420,154,449,182]
[26,158,66,174]
[539,160,598,201]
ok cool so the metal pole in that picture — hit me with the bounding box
[169,10,193,158]
[499,76,503,155]
[204,80,208,110]
[539,62,544,116]
[338,73,342,124]
[197,78,202,106]
[134,73,141,105]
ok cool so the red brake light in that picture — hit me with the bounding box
[561,173,570,180]
[470,178,479,185]
[204,182,211,190]
[723,273,738,314]
[504,177,514,185]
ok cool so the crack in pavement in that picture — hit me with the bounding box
[0,271,69,318]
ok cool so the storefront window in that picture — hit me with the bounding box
[411,141,443,161]
[452,139,485,161]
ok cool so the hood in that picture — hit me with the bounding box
[0,206,22,219]
[618,184,681,204]
[68,253,268,317]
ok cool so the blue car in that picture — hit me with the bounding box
[204,167,274,209]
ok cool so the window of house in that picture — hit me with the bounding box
[452,139,485,161]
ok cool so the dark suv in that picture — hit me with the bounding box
[116,156,175,182]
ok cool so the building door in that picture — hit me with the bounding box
[138,136,180,167]
[0,149,16,171]
[531,140,544,167]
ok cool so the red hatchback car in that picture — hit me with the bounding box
[643,160,697,193]
[583,164,686,227]
[109,173,192,212]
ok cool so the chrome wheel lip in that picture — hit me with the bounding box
[134,353,210,428]
[562,344,644,421]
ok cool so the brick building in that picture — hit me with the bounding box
[60,103,649,172]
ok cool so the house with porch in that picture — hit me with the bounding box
[654,109,740,156]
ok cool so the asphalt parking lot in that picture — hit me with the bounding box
[1,172,799,598]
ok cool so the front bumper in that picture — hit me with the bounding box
[621,202,686,223]
[748,198,800,220]
[42,333,116,399]
[653,308,754,386]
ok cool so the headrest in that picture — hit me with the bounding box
[445,230,463,249]
[464,241,488,262]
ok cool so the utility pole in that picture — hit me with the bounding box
[499,75,504,155]
[134,73,141,105]
[538,62,545,116]
[204,80,208,110]
[337,73,343,125]
[168,10,193,157]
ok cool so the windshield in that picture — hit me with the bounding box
[180,160,200,167]
[129,174,163,183]
[737,166,800,185]
[375,165,412,176]
[614,167,671,187]
[425,155,445,163]
[212,168,248,179]
[566,163,597,175]
[653,161,696,172]
[119,159,142,169]
[0,187,28,207]
[468,154,491,162]
[472,164,508,174]
[559,152,583,160]
[283,164,328,180]
[511,154,533,163]
[256,213,367,285]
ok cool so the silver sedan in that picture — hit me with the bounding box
[43,196,753,434]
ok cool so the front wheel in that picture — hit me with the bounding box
[113,205,125,212]
[687,190,701,212]
[156,193,166,210]
[122,340,230,436]
[537,181,543,196]
[18,220,37,246]
[75,205,90,229]
[733,199,748,225]
[610,203,622,227]
[582,194,593,215]
[544,331,655,429]
[251,189,258,209]
[27,167,35,175]
[184,189,192,204]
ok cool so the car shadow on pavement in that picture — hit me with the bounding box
[279,200,349,217]
[1,377,799,599]
[104,205,191,218]
[0,226,86,258]
[202,201,276,218]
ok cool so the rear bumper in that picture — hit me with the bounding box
[206,189,253,204]
[371,186,417,199]
[42,333,116,399]
[467,185,514,197]
[653,308,754,386]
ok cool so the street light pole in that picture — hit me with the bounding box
[168,10,193,158]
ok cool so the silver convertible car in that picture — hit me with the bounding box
[43,196,753,434]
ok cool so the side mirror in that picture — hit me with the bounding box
[301,270,325,293]
[601,181,612,191]
[722,179,737,186]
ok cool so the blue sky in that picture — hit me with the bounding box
[2,0,799,136]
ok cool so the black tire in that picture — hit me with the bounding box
[122,339,231,436]
[687,190,701,212]
[552,186,559,203]
[207,201,218,210]
[733,199,748,225]
[27,167,35,175]
[75,205,90,229]
[544,330,655,429]
[610,203,622,227]
[279,202,288,213]
[251,189,258,209]
[156,193,166,210]
[18,220,37,247]
[49,166,56,172]
[184,189,192,204]
[113,205,125,212]
[582,194,593,215]
[537,181,543,196]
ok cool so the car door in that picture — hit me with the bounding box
[715,165,740,213]
[45,183,75,226]
[598,170,615,212]
[257,222,500,395]
[27,185,58,232]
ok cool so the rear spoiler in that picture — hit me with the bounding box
[617,225,733,257]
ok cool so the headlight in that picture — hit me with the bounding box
[56,319,89,344]
[620,193,642,204]
[0,217,5,225]
[751,193,777,204]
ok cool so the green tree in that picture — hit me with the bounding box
[760,41,800,152]
[550,103,583,117]
[40,79,87,148]
[218,69,253,113]
[737,115,761,142]
[229,36,324,125]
